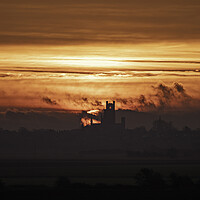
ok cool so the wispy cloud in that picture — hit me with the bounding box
[0,61,200,80]
[120,60,200,64]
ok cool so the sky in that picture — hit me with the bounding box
[0,0,200,129]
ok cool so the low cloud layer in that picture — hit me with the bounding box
[0,80,199,113]
[0,0,200,45]
[0,82,199,130]
[0,105,200,131]
[116,82,194,111]
[0,109,80,130]
[61,82,198,112]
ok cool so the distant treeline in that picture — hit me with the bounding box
[0,119,200,160]
[1,168,200,199]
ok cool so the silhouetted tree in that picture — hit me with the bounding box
[0,179,5,192]
[134,168,165,190]
[55,176,71,189]
[169,173,194,190]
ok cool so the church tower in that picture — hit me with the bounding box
[102,101,116,126]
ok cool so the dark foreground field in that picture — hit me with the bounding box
[1,160,200,199]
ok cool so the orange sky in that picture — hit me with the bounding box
[0,0,200,112]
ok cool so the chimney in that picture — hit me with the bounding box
[113,101,115,110]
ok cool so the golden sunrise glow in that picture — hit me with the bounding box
[0,0,200,112]
[87,110,100,115]
[0,43,200,111]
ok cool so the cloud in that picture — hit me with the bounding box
[0,104,200,130]
[0,81,199,130]
[0,73,199,113]
[153,82,192,108]
[116,82,195,112]
[42,97,58,105]
[0,74,13,78]
[121,60,200,64]
[48,82,197,113]
[65,94,104,110]
[0,108,80,130]
[0,0,200,45]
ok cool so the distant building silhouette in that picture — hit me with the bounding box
[151,116,176,134]
[84,101,125,131]
[102,101,116,126]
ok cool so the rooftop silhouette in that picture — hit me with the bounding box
[83,101,125,131]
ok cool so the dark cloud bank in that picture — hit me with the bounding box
[0,110,80,131]
[0,0,200,45]
[116,82,193,112]
[42,97,58,105]
[0,107,200,131]
[0,82,200,130]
